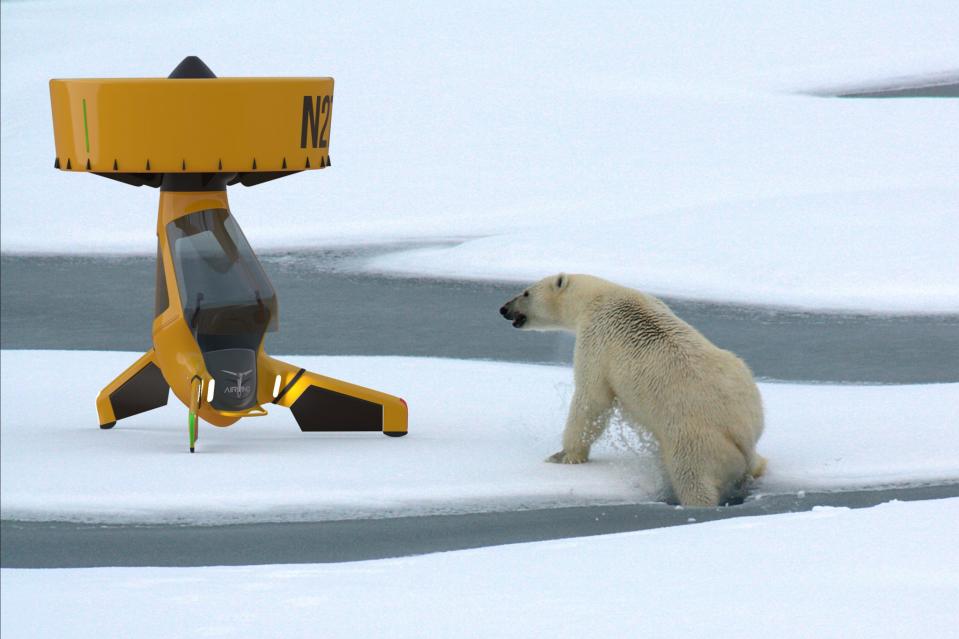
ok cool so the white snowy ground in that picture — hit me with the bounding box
[3,498,958,639]
[2,350,956,524]
[2,2,958,312]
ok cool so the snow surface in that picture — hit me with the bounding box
[2,2,958,311]
[369,189,959,313]
[3,498,958,639]
[2,350,956,524]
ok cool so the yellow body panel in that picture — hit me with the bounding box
[50,78,333,173]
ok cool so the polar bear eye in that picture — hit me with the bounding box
[523,291,529,297]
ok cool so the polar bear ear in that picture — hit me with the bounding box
[555,273,568,291]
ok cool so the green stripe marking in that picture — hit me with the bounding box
[82,98,90,154]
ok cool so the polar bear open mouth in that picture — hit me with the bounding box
[512,314,527,328]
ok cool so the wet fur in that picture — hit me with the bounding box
[502,273,766,507]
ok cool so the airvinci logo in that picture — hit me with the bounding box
[221,369,253,398]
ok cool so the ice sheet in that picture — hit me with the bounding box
[2,2,958,311]
[2,350,956,524]
[3,498,957,639]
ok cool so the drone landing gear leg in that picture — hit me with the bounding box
[188,376,201,453]
[96,349,170,429]
[265,356,408,436]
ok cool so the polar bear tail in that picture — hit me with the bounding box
[750,454,768,479]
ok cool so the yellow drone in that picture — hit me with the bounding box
[50,56,408,452]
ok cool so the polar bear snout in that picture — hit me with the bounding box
[499,300,528,328]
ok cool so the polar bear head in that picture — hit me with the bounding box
[499,273,571,331]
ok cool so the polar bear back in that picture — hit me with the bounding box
[575,282,764,457]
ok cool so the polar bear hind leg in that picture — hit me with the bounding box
[664,431,749,507]
[750,454,768,478]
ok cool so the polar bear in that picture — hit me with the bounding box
[500,273,765,507]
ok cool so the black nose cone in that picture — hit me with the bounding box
[168,56,217,79]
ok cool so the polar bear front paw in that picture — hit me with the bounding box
[546,450,588,464]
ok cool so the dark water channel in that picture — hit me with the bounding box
[2,248,958,569]
[838,81,959,98]
[3,483,957,568]
[2,251,958,383]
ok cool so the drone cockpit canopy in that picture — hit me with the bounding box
[49,56,333,188]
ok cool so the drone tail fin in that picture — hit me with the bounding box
[264,355,407,437]
[96,349,170,429]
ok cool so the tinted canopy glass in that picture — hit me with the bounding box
[167,208,277,336]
